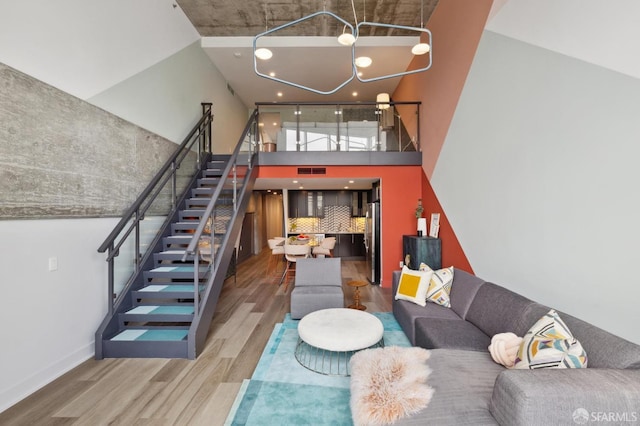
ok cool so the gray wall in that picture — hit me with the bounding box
[0,62,183,219]
[432,30,640,344]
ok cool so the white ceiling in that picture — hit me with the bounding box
[202,35,422,106]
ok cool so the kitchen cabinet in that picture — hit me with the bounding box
[288,191,323,217]
[325,233,366,260]
[351,191,369,216]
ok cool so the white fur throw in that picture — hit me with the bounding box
[350,346,434,425]
[488,332,524,368]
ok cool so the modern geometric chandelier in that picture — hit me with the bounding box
[252,2,432,95]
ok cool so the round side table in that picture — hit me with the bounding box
[347,280,368,311]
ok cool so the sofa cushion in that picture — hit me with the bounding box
[391,349,501,425]
[415,318,491,352]
[518,303,640,369]
[465,283,538,338]
[555,311,640,369]
[513,309,587,369]
[449,269,486,319]
[393,299,463,345]
[395,266,433,307]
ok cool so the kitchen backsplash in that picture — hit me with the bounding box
[289,206,365,233]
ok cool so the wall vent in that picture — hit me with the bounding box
[297,167,326,175]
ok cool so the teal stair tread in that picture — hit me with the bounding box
[149,266,209,273]
[138,284,201,293]
[110,329,189,341]
[125,305,194,315]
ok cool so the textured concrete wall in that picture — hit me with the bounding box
[0,62,194,219]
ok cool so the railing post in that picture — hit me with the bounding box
[201,102,213,154]
[107,243,115,315]
[134,209,141,268]
[171,161,177,210]
[335,105,341,152]
[295,105,301,151]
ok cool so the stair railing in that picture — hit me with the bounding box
[97,103,213,315]
[183,109,259,316]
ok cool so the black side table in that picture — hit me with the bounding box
[403,235,442,270]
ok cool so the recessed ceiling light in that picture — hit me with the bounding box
[344,186,349,189]
[269,71,276,77]
[233,52,242,58]
[277,92,283,97]
[293,180,298,184]
[357,71,363,77]
[352,91,358,97]
[355,56,372,68]
[349,180,354,184]
[272,122,277,126]
[299,186,304,189]
[258,122,264,126]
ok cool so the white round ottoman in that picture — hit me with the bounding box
[295,308,384,376]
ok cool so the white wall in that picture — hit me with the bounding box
[432,30,640,344]
[0,218,118,413]
[0,0,199,99]
[88,41,249,148]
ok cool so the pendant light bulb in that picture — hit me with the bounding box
[255,47,273,60]
[411,43,430,55]
[338,32,356,46]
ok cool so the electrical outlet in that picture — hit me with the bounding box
[399,261,404,268]
[48,256,58,271]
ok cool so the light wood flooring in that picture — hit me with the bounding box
[0,249,393,425]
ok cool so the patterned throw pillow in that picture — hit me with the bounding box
[419,263,454,308]
[394,266,433,307]
[513,309,588,369]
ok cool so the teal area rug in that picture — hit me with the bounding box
[225,312,410,425]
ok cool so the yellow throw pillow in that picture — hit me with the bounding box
[394,266,433,307]
[419,263,454,308]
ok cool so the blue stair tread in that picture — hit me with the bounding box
[149,266,209,273]
[138,284,199,293]
[110,329,188,341]
[126,305,194,315]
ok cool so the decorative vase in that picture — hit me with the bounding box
[417,218,427,237]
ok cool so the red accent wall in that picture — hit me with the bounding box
[258,165,423,287]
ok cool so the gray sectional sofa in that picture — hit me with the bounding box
[391,268,640,425]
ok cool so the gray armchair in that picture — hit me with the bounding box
[290,258,344,319]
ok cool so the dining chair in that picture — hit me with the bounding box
[312,237,336,258]
[267,238,285,275]
[280,243,311,291]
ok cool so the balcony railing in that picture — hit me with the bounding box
[255,101,421,153]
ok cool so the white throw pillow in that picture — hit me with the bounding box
[488,332,524,368]
[394,266,433,307]
[419,263,454,308]
[513,309,588,369]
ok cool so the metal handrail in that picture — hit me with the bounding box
[183,108,259,315]
[97,103,213,314]
[98,104,213,256]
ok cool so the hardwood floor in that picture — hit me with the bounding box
[0,249,393,425]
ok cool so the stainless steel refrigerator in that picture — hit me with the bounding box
[364,202,381,284]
